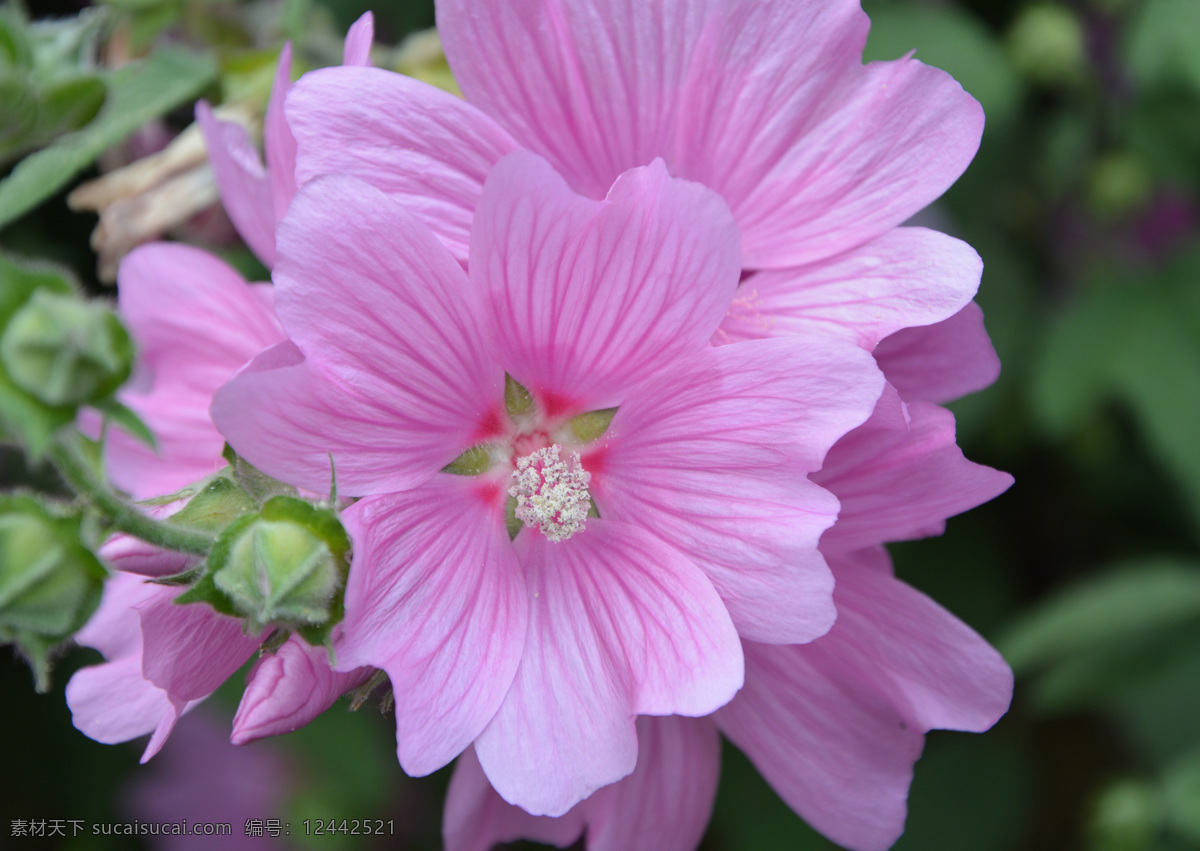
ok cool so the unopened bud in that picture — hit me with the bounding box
[209,497,349,634]
[0,496,106,690]
[0,289,132,407]
[1008,5,1088,88]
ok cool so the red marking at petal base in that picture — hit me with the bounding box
[537,388,576,419]
[474,406,507,440]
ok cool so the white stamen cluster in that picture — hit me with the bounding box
[509,444,592,542]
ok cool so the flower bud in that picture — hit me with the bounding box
[208,497,349,635]
[0,496,106,690]
[0,289,132,407]
[1008,5,1088,88]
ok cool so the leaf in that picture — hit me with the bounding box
[0,45,217,230]
[998,559,1200,673]
[1164,750,1200,842]
[442,444,493,475]
[1126,0,1200,96]
[94,396,156,449]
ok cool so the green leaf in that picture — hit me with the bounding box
[998,559,1200,673]
[30,74,106,142]
[504,372,533,418]
[442,444,493,475]
[1164,750,1200,842]
[94,397,156,449]
[0,45,217,230]
[567,407,618,443]
[168,473,258,533]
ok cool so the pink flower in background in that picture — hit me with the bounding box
[443,387,1014,851]
[68,241,365,757]
[196,13,374,267]
[284,0,996,403]
[213,150,885,815]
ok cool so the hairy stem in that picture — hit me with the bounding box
[49,432,214,556]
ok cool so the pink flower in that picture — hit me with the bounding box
[442,387,1014,851]
[69,242,365,756]
[213,151,885,814]
[196,13,375,267]
[283,0,995,402]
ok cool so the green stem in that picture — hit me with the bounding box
[49,433,214,556]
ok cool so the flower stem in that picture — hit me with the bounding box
[49,432,215,556]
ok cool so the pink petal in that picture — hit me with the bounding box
[444,747,587,851]
[216,174,504,495]
[445,716,719,851]
[594,336,883,643]
[232,636,372,745]
[335,477,528,776]
[440,0,983,268]
[342,12,375,66]
[718,228,981,349]
[264,43,298,223]
[475,520,742,816]
[873,301,1000,404]
[824,551,1013,734]
[717,640,925,851]
[475,152,740,407]
[196,101,277,267]
[138,590,262,702]
[287,66,518,261]
[98,531,195,578]
[66,575,200,759]
[814,386,1013,554]
[110,243,283,499]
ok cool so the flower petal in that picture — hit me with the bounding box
[814,386,1013,554]
[717,640,924,851]
[594,336,882,643]
[718,228,981,350]
[872,301,1000,404]
[232,636,372,745]
[440,0,983,267]
[475,151,740,407]
[825,551,1013,734]
[335,477,528,776]
[445,716,719,851]
[138,589,262,702]
[196,102,277,266]
[264,43,298,223]
[109,243,283,499]
[475,519,742,816]
[342,12,374,67]
[287,66,518,261]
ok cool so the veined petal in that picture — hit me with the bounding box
[475,519,741,817]
[287,66,518,261]
[342,12,375,67]
[444,716,719,851]
[825,551,1013,734]
[440,0,982,268]
[717,640,924,851]
[718,228,981,349]
[232,637,372,745]
[595,337,882,643]
[815,386,1013,554]
[264,43,298,222]
[474,152,740,407]
[138,588,262,702]
[335,478,527,777]
[110,243,283,500]
[196,102,276,267]
[873,301,1001,404]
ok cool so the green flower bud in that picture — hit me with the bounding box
[0,289,132,407]
[0,496,106,691]
[1008,4,1088,88]
[208,497,349,635]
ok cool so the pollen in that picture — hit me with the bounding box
[509,444,592,542]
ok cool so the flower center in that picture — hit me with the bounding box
[508,444,592,542]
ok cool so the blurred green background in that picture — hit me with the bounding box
[2,0,1199,848]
